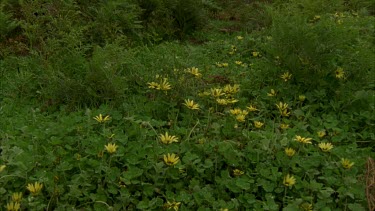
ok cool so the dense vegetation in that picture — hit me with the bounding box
[1,0,374,210]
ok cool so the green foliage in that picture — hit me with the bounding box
[0,1,18,42]
[263,0,375,92]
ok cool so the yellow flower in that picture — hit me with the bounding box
[236,36,243,40]
[252,51,260,57]
[159,132,179,144]
[285,148,296,157]
[198,91,211,97]
[0,165,6,173]
[341,158,354,169]
[236,114,246,122]
[226,98,239,104]
[247,104,259,112]
[318,142,333,152]
[216,98,228,105]
[317,130,326,138]
[276,102,290,117]
[183,99,200,110]
[147,81,159,89]
[283,174,296,187]
[104,143,118,154]
[230,108,242,115]
[216,62,223,67]
[93,114,110,123]
[164,201,181,211]
[11,192,22,202]
[276,102,288,111]
[222,63,229,67]
[300,202,313,211]
[267,89,276,97]
[335,67,345,79]
[299,95,306,102]
[164,153,180,166]
[295,135,313,144]
[235,61,243,65]
[280,123,289,130]
[26,182,43,195]
[210,88,224,98]
[223,84,240,95]
[6,202,20,211]
[280,72,292,82]
[254,121,264,129]
[157,78,172,91]
[280,109,291,117]
[185,67,202,78]
[233,169,244,176]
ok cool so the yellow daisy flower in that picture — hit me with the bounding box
[280,123,289,130]
[295,135,313,144]
[147,81,159,89]
[185,67,202,78]
[254,121,264,129]
[236,114,246,122]
[252,51,260,57]
[300,202,313,211]
[335,67,345,79]
[299,95,306,102]
[11,192,22,202]
[285,148,296,157]
[247,104,259,112]
[157,78,172,91]
[318,142,333,152]
[216,98,228,105]
[105,143,118,154]
[183,99,200,110]
[283,174,296,187]
[280,72,292,82]
[230,108,242,115]
[233,169,244,176]
[341,158,354,169]
[317,130,326,138]
[26,182,43,195]
[93,114,110,123]
[235,61,243,65]
[267,89,276,97]
[210,88,224,98]
[223,84,240,95]
[6,202,20,211]
[159,132,179,144]
[164,201,181,211]
[164,153,180,166]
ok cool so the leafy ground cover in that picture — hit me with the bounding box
[1,0,374,210]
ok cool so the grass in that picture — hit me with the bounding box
[1,0,374,210]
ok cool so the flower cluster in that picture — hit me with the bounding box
[230,108,249,123]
